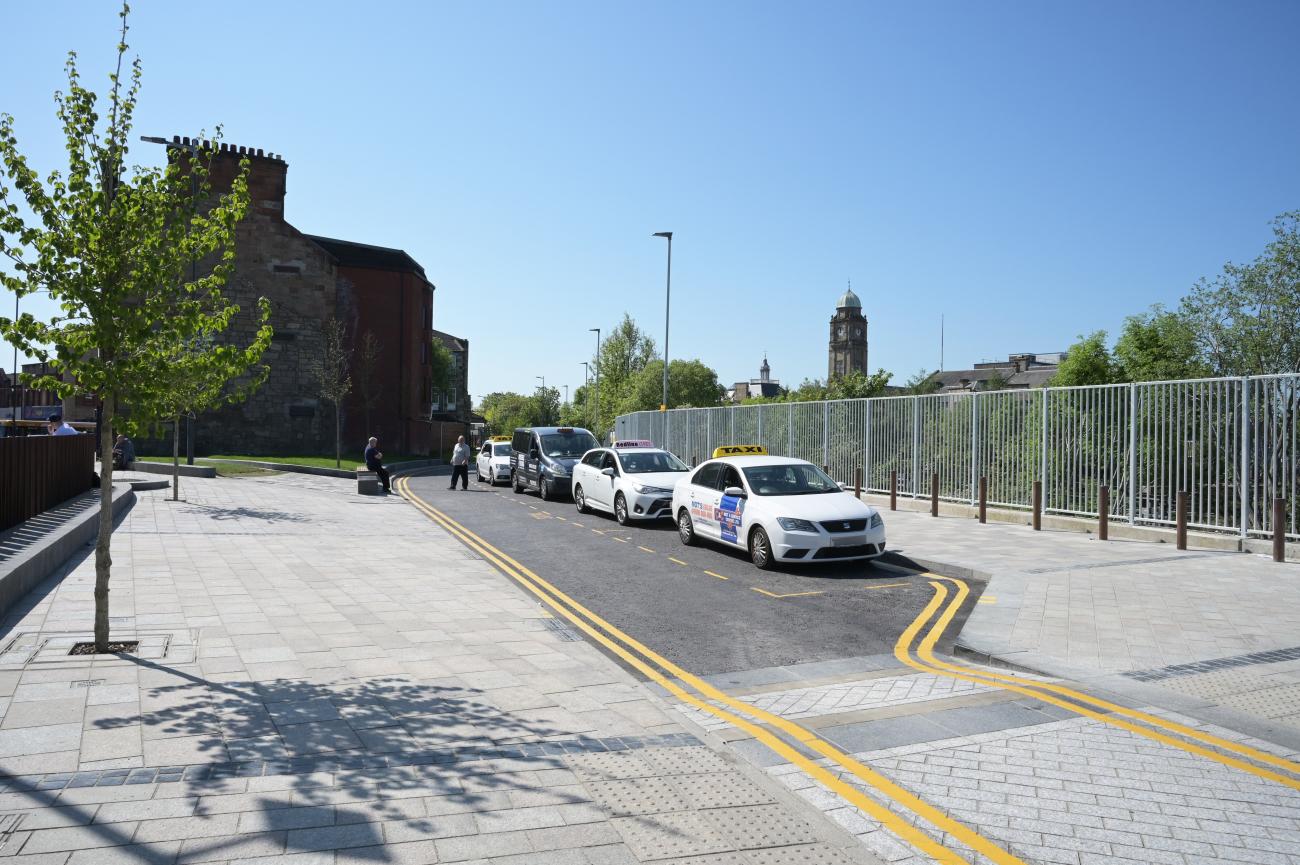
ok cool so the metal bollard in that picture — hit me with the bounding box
[1176,491,1188,550]
[890,470,897,511]
[1098,485,1109,541]
[1032,481,1042,531]
[931,473,939,517]
[854,467,862,500]
[1275,498,1287,563]
[978,476,987,524]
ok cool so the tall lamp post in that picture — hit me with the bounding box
[589,328,601,439]
[580,361,591,429]
[535,375,545,424]
[652,232,673,411]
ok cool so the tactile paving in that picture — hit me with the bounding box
[746,845,856,865]
[1223,683,1300,721]
[612,811,734,861]
[640,745,734,776]
[586,776,688,816]
[566,750,654,781]
[703,804,819,850]
[1155,668,1270,700]
[669,771,776,809]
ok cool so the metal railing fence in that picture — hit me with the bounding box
[614,374,1300,540]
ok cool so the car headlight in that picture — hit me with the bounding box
[869,512,884,529]
[632,483,671,495]
[776,517,819,533]
[547,463,570,477]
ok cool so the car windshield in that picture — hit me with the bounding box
[619,451,689,474]
[742,463,841,496]
[493,444,511,456]
[540,431,598,458]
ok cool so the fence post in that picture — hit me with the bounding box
[1032,480,1042,530]
[757,404,763,446]
[854,467,862,500]
[1275,498,1287,562]
[864,399,872,493]
[788,403,794,458]
[979,476,987,524]
[1040,387,1049,517]
[730,406,736,444]
[1240,378,1250,538]
[1098,485,1109,541]
[1128,383,1137,525]
[890,470,897,511]
[970,393,978,505]
[706,411,711,458]
[912,399,920,498]
[823,400,830,471]
[931,473,939,517]
[1176,491,1188,550]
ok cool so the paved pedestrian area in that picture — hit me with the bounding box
[0,474,873,864]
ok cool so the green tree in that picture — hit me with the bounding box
[591,313,656,435]
[0,5,269,651]
[627,358,725,411]
[1049,332,1123,386]
[827,368,893,400]
[978,372,1008,392]
[905,369,941,395]
[480,391,542,436]
[429,338,454,395]
[313,316,351,468]
[1179,211,1300,376]
[1113,305,1209,382]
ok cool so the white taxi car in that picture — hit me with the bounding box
[671,445,886,569]
[476,436,513,486]
[572,440,691,525]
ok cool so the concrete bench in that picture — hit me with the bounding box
[356,467,380,495]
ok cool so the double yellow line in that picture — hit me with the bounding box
[897,575,1300,792]
[395,475,1025,865]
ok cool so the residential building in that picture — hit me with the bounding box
[927,352,1064,392]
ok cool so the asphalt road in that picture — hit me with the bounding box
[405,471,985,678]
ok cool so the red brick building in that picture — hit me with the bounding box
[153,136,450,456]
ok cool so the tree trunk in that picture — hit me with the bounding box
[94,393,116,653]
[172,415,180,501]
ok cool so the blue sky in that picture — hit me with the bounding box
[4,1,1298,402]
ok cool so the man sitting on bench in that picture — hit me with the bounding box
[364,437,390,494]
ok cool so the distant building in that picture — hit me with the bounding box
[145,136,444,456]
[828,284,868,379]
[430,330,471,455]
[927,352,1064,392]
[729,356,784,402]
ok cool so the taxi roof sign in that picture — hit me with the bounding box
[613,439,655,448]
[487,435,511,442]
[712,444,768,458]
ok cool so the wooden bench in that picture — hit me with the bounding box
[356,466,380,495]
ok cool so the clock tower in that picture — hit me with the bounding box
[828,283,868,379]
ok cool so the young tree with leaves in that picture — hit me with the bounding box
[0,5,271,651]
[354,329,382,435]
[314,316,352,469]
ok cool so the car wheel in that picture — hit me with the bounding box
[476,466,484,482]
[677,508,697,546]
[749,526,774,570]
[539,475,552,501]
[513,471,524,494]
[614,493,629,525]
[575,485,589,514]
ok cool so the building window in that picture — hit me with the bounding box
[447,388,457,411]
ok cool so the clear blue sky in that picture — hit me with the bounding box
[4,1,1298,402]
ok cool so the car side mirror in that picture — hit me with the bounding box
[723,486,746,498]
[530,449,539,459]
[601,467,615,477]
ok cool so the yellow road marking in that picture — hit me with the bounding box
[751,588,825,599]
[530,512,549,520]
[896,575,1300,791]
[612,537,628,544]
[394,476,1020,865]
[668,557,689,566]
[704,570,729,580]
[591,529,605,535]
[977,595,997,604]
[573,522,584,528]
[863,582,910,590]
[637,546,655,553]
[555,516,567,521]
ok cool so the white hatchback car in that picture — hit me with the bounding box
[671,445,886,569]
[572,440,691,524]
[476,437,513,486]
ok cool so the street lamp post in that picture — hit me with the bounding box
[581,361,591,429]
[535,375,545,424]
[589,328,601,438]
[653,232,673,411]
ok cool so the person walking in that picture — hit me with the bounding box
[449,435,471,490]
[365,436,391,493]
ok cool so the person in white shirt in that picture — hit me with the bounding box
[449,435,471,490]
[47,413,79,436]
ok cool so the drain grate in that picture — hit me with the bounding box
[69,679,106,688]
[541,618,582,642]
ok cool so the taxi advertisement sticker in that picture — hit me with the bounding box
[716,494,745,543]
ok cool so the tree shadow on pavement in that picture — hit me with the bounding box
[178,503,310,524]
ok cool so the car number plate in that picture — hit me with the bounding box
[830,534,865,547]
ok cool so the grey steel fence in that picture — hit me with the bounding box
[614,374,1300,540]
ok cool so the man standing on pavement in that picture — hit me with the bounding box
[449,435,470,490]
[47,413,79,435]
[365,436,390,493]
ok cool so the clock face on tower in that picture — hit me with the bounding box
[854,328,862,338]
[837,325,845,339]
